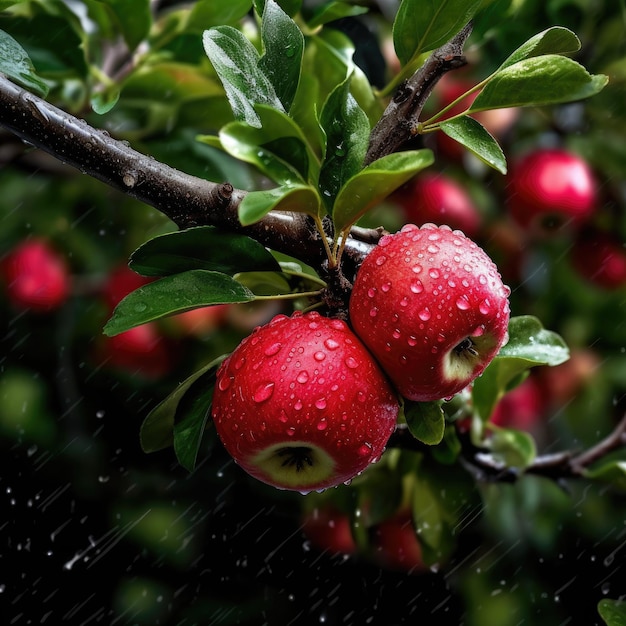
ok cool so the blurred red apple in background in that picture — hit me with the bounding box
[1,238,70,313]
[506,148,597,236]
[393,172,482,237]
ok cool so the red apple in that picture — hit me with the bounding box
[394,172,482,238]
[570,229,626,290]
[169,304,230,337]
[211,311,399,492]
[1,238,70,312]
[371,510,427,574]
[490,375,544,431]
[349,223,510,402]
[101,263,152,312]
[506,148,597,236]
[302,506,357,555]
[96,323,177,379]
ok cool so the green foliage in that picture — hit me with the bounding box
[0,28,48,96]
[599,599,626,626]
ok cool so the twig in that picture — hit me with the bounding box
[365,21,473,165]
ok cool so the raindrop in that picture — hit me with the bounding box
[418,308,431,321]
[412,264,423,274]
[315,398,327,410]
[400,297,409,307]
[314,351,326,362]
[456,296,471,311]
[324,339,340,350]
[375,255,387,266]
[479,299,491,315]
[427,244,440,254]
[264,342,282,356]
[367,287,376,298]
[369,307,378,318]
[234,357,246,370]
[345,357,358,369]
[134,302,148,313]
[381,281,391,293]
[429,269,440,279]
[316,420,327,431]
[218,376,233,391]
[410,280,424,294]
[357,443,372,457]
[253,382,275,403]
[296,371,309,384]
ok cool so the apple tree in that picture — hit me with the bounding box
[1,0,625,624]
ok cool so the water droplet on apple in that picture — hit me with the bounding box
[345,356,358,369]
[253,382,275,403]
[218,375,233,391]
[234,356,246,370]
[418,308,431,321]
[456,296,471,310]
[410,280,423,294]
[375,255,387,266]
[264,342,282,356]
[314,351,326,362]
[324,338,340,350]
[407,335,418,346]
[315,398,327,410]
[367,287,376,298]
[316,419,327,431]
[429,268,440,279]
[479,299,491,314]
[412,264,423,274]
[296,371,309,384]
[427,244,440,254]
[286,427,296,436]
[369,307,378,318]
[381,281,391,292]
[279,410,289,422]
[392,328,401,340]
[357,443,372,457]
[400,297,409,307]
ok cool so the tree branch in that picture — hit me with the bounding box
[365,21,472,165]
[0,74,374,278]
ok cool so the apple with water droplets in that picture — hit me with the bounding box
[211,311,399,492]
[349,223,510,402]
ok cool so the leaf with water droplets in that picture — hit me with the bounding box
[238,184,321,225]
[103,270,255,336]
[129,226,281,277]
[0,29,49,97]
[584,458,626,492]
[598,598,626,626]
[332,149,434,232]
[439,117,507,174]
[141,356,226,453]
[472,315,570,423]
[403,399,445,446]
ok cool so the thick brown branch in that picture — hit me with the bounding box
[365,22,473,165]
[0,74,374,276]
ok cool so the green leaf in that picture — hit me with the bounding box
[318,75,370,212]
[238,184,321,225]
[470,56,608,112]
[431,425,462,465]
[91,87,120,115]
[404,400,446,446]
[0,29,49,97]
[202,26,284,127]
[497,27,581,71]
[584,457,626,492]
[332,150,434,232]
[439,117,507,174]
[234,271,292,296]
[219,105,319,184]
[258,0,304,112]
[94,0,151,50]
[129,227,280,277]
[305,2,369,29]
[472,316,569,421]
[140,357,225,453]
[188,0,253,30]
[410,459,478,567]
[485,427,537,469]
[173,370,217,472]
[254,0,302,17]
[598,599,626,626]
[392,0,482,66]
[103,270,255,336]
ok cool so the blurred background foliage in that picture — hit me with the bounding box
[0,0,625,624]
